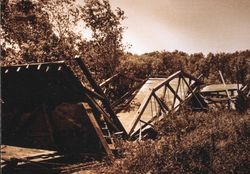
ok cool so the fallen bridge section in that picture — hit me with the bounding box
[1,61,123,172]
[117,71,206,140]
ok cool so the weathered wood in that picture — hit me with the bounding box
[153,71,181,91]
[75,57,125,134]
[219,70,232,100]
[85,94,120,132]
[1,145,61,165]
[99,73,120,87]
[181,71,204,85]
[82,86,106,101]
[139,119,154,127]
[182,76,205,109]
[172,77,181,109]
[128,92,153,136]
[42,105,56,149]
[152,93,169,112]
[81,103,113,156]
[118,71,205,139]
[111,79,146,107]
[166,83,183,103]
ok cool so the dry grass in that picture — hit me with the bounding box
[84,110,249,174]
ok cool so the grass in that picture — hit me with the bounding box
[86,110,249,174]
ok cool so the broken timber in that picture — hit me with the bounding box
[117,70,205,140]
[1,60,123,171]
[75,57,126,135]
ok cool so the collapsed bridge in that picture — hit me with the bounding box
[1,59,125,173]
[1,59,249,173]
[117,71,207,139]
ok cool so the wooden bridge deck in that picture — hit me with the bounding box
[1,145,61,168]
[117,78,166,133]
[117,77,190,134]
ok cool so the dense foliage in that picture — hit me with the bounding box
[120,50,250,85]
[1,0,125,81]
[91,110,250,174]
[1,1,249,85]
[1,1,249,174]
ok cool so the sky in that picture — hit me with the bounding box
[109,0,250,55]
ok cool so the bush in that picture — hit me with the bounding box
[92,110,250,173]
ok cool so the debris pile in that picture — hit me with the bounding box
[1,60,249,173]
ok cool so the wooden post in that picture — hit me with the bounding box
[182,76,205,109]
[128,92,153,136]
[172,77,181,109]
[75,56,126,135]
[81,103,113,156]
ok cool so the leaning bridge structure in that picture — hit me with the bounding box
[1,58,249,173]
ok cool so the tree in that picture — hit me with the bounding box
[80,0,125,79]
[1,0,125,81]
[0,0,82,65]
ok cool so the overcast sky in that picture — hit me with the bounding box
[109,0,250,54]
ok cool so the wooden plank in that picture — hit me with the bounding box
[128,92,153,136]
[81,103,113,156]
[1,145,60,163]
[75,57,125,134]
[85,94,120,132]
[99,73,120,87]
[182,76,205,109]
[172,76,181,109]
[153,71,181,91]
[166,83,183,103]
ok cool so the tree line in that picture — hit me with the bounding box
[1,0,249,85]
[120,50,250,85]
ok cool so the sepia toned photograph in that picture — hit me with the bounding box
[1,0,249,173]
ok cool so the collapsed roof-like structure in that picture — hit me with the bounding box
[1,60,248,172]
[116,71,207,139]
[1,59,125,171]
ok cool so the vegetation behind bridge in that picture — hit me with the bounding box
[1,0,249,85]
[1,1,249,173]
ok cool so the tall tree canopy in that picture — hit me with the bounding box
[1,0,125,80]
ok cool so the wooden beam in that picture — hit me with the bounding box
[166,83,183,103]
[82,86,106,101]
[75,57,125,133]
[81,103,113,156]
[182,76,205,109]
[99,73,120,87]
[181,71,204,85]
[152,93,170,112]
[128,92,153,136]
[139,119,154,127]
[219,70,232,100]
[111,79,146,107]
[153,71,182,91]
[172,76,181,109]
[85,94,120,132]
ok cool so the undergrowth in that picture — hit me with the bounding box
[92,110,249,174]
